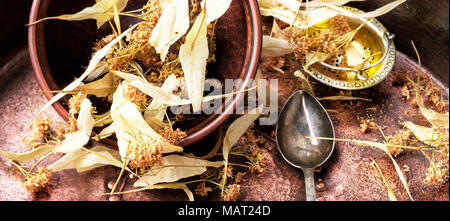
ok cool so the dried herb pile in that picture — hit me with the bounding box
[1,0,270,201]
[258,0,448,201]
[260,0,406,81]
[0,0,448,201]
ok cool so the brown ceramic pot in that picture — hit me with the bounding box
[28,0,262,146]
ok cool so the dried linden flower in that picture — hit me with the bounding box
[424,163,448,185]
[220,165,234,178]
[194,182,212,197]
[21,116,53,149]
[21,132,42,149]
[222,184,240,201]
[329,15,352,35]
[156,127,187,146]
[234,172,246,184]
[35,116,52,135]
[360,120,370,134]
[141,0,162,26]
[124,84,149,110]
[68,94,86,116]
[126,141,163,174]
[92,34,115,55]
[387,129,412,157]
[23,167,52,194]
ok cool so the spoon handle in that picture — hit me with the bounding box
[302,168,316,201]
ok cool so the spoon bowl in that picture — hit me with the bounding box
[276,90,335,201]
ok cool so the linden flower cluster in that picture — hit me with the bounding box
[36,116,51,135]
[126,140,163,174]
[67,94,88,133]
[221,166,234,179]
[156,127,188,146]
[222,184,241,201]
[397,72,449,113]
[386,129,412,157]
[241,130,267,175]
[140,0,162,28]
[422,75,449,112]
[285,15,352,63]
[22,167,52,194]
[248,149,266,174]
[194,182,212,197]
[124,84,149,110]
[424,162,448,185]
[360,119,376,134]
[68,94,86,116]
[99,1,163,73]
[191,128,268,204]
[21,116,52,149]
[127,127,187,173]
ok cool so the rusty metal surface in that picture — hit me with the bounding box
[0,47,448,201]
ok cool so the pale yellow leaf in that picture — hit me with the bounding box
[144,116,171,131]
[201,0,232,24]
[322,0,406,19]
[386,152,414,201]
[304,52,329,69]
[75,73,115,97]
[357,0,405,18]
[47,145,122,172]
[262,36,294,57]
[149,0,189,61]
[114,71,249,107]
[56,131,90,154]
[222,106,262,191]
[111,83,183,159]
[96,123,116,140]
[258,0,302,12]
[77,98,95,137]
[144,74,177,121]
[0,145,55,164]
[179,8,209,113]
[370,158,397,201]
[30,0,129,28]
[260,8,300,27]
[134,155,222,187]
[57,98,94,153]
[129,79,185,105]
[410,41,449,129]
[271,20,288,40]
[345,41,366,67]
[300,7,340,28]
[113,71,185,106]
[125,182,195,201]
[85,62,108,82]
[416,93,449,129]
[307,0,365,7]
[402,121,443,147]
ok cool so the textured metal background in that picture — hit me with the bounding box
[1,49,447,201]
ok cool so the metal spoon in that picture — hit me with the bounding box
[276,90,335,201]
